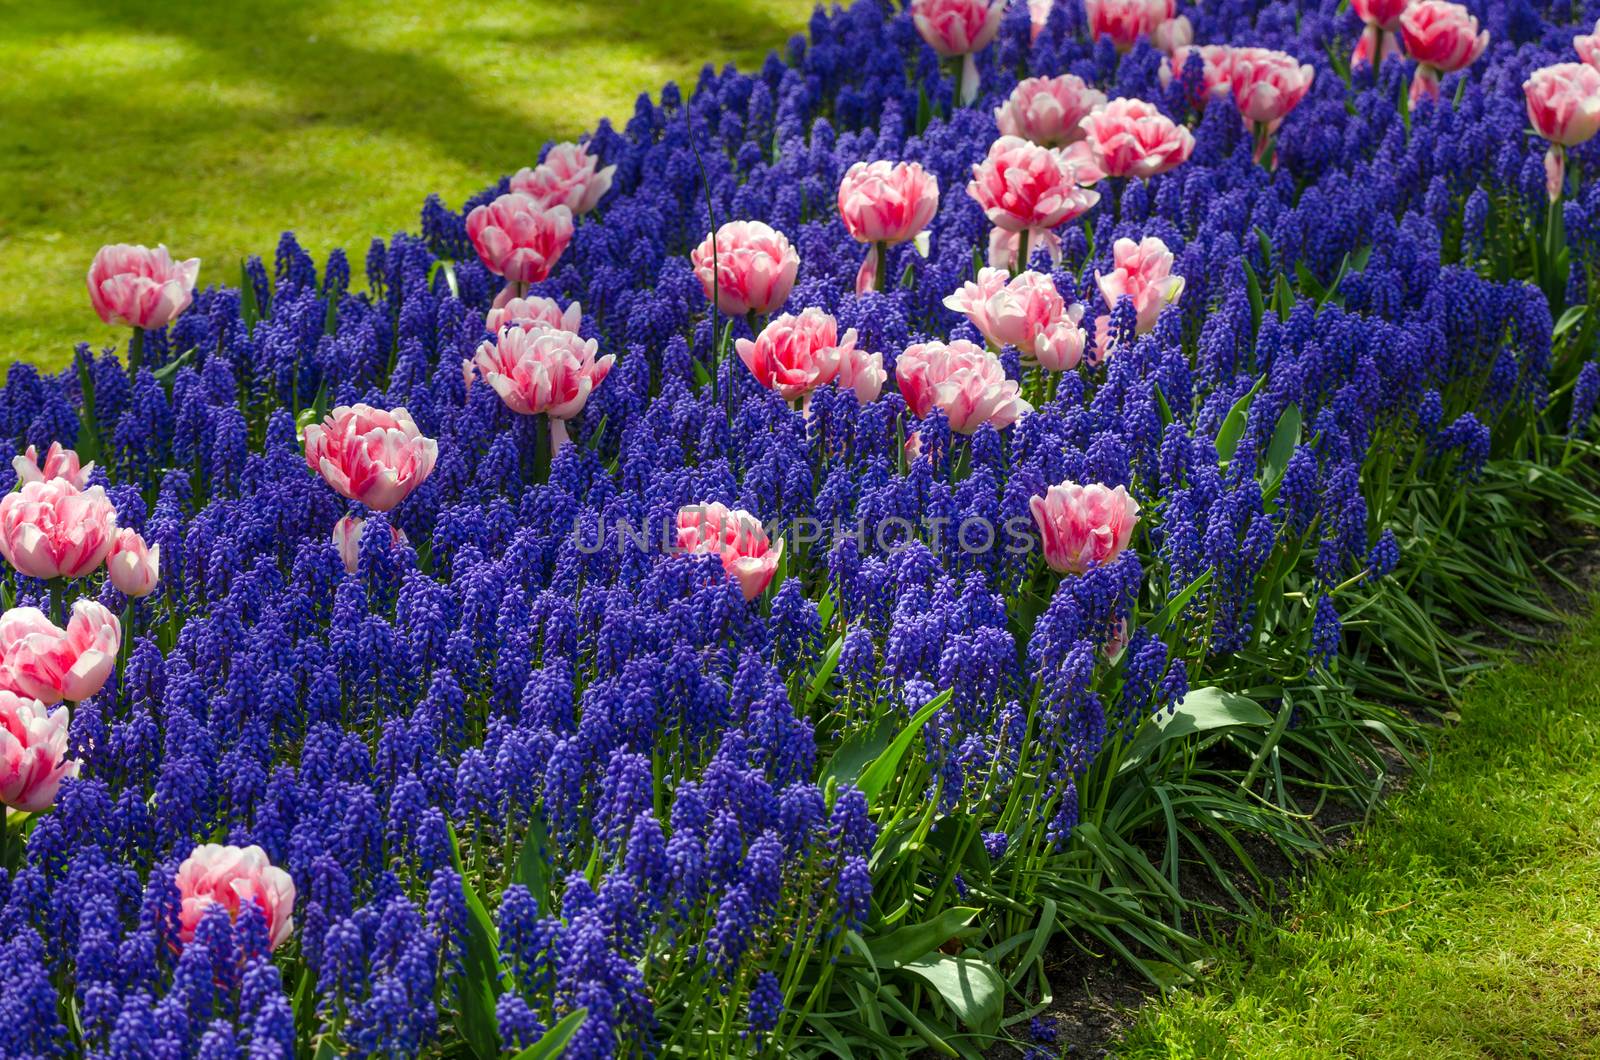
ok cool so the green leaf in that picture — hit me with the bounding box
[1555,304,1588,339]
[508,1008,588,1060]
[865,906,981,967]
[513,812,553,914]
[1242,259,1265,338]
[1119,686,1275,774]
[428,259,461,301]
[1147,568,1212,639]
[1262,404,1302,496]
[807,634,845,710]
[898,954,1004,1034]
[446,822,504,1060]
[1215,373,1267,464]
[856,689,952,806]
[691,358,713,389]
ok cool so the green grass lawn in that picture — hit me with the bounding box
[0,0,821,371]
[1116,605,1600,1059]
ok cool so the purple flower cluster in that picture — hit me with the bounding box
[1,0,1596,1055]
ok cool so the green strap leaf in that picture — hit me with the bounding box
[856,689,952,806]
[508,1008,589,1060]
[897,954,1005,1035]
[1119,686,1275,775]
[864,906,981,967]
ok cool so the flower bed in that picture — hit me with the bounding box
[4,0,1600,1056]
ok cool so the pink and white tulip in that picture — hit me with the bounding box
[176,844,297,953]
[1350,0,1410,67]
[332,515,410,575]
[735,309,854,404]
[107,529,159,599]
[1084,0,1176,52]
[690,221,801,318]
[1524,63,1600,201]
[896,340,1034,433]
[1074,98,1195,181]
[943,268,1088,370]
[911,0,1007,103]
[0,602,120,705]
[1400,0,1488,105]
[1029,0,1055,39]
[0,480,117,580]
[87,244,200,331]
[837,161,940,293]
[1353,26,1405,68]
[676,503,783,601]
[0,692,77,813]
[1030,480,1141,574]
[485,290,582,336]
[1160,45,1236,107]
[508,141,616,216]
[471,325,614,445]
[1576,19,1600,70]
[836,347,888,404]
[1097,236,1185,335]
[12,443,94,490]
[465,193,575,287]
[968,137,1100,269]
[995,75,1109,147]
[1227,48,1316,127]
[303,405,438,513]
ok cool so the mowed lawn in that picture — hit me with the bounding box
[1117,605,1600,1059]
[0,0,822,371]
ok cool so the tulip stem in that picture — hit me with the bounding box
[127,327,144,375]
[48,578,64,627]
[1014,229,1030,276]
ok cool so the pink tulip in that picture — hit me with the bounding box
[303,405,438,512]
[12,443,94,490]
[837,161,940,293]
[675,503,783,601]
[1084,0,1175,52]
[1352,26,1405,68]
[465,193,575,287]
[176,844,296,952]
[968,137,1100,269]
[0,480,117,580]
[1354,0,1410,30]
[332,515,410,575]
[0,692,77,813]
[1160,45,1236,108]
[1577,19,1600,71]
[107,528,160,599]
[1525,63,1600,147]
[87,244,200,331]
[690,221,801,318]
[1074,98,1195,181]
[735,309,853,404]
[471,325,615,446]
[943,268,1088,370]
[1227,48,1316,127]
[896,340,1034,433]
[0,602,120,705]
[1525,63,1600,201]
[995,75,1109,147]
[911,0,1005,56]
[508,141,616,216]
[837,347,888,404]
[1151,15,1194,54]
[1029,0,1054,40]
[911,0,1005,102]
[1030,480,1141,574]
[1097,236,1185,335]
[1400,1,1488,104]
[485,289,582,336]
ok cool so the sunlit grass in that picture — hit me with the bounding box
[0,0,822,370]
[1117,604,1600,1059]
